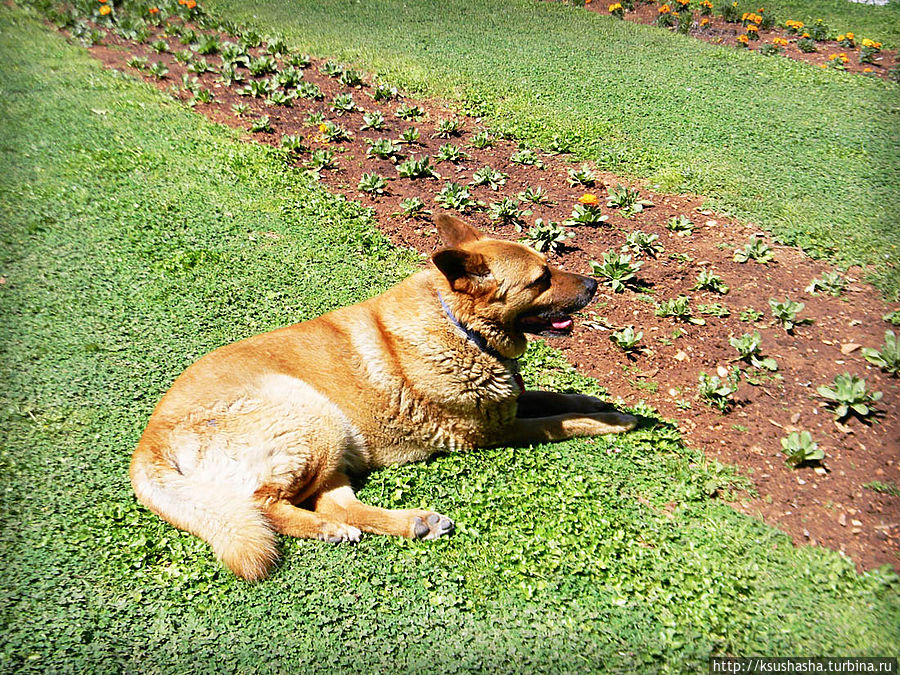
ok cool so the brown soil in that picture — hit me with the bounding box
[582,0,898,79]
[76,17,899,571]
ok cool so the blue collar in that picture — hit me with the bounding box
[437,289,512,366]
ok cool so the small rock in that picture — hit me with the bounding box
[790,412,801,424]
[797,477,806,485]
[840,343,861,355]
[668,388,679,397]
[674,350,688,362]
[838,513,847,527]
[851,528,862,535]
[851,519,863,527]
[705,220,718,227]
[716,365,728,378]
[814,467,827,476]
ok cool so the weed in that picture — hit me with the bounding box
[739,307,764,322]
[863,481,900,497]
[862,330,899,376]
[590,252,642,293]
[817,373,882,420]
[781,431,824,467]
[520,220,574,254]
[734,238,774,264]
[730,331,777,371]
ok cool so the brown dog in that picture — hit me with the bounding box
[130,215,636,579]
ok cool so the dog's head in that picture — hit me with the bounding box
[430,214,597,358]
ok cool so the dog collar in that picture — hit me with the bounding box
[436,289,524,390]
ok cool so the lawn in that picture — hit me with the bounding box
[204,0,900,298]
[0,3,898,673]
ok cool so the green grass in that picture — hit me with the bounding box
[204,0,900,299]
[1,6,898,672]
[748,0,900,47]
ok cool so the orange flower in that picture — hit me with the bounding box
[99,4,111,13]
[863,67,873,72]
[578,194,600,206]
[148,7,159,13]
[746,24,758,32]
[186,0,196,7]
[98,0,107,4]
[700,17,709,25]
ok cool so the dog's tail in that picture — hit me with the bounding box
[129,443,277,581]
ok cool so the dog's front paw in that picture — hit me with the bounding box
[412,512,454,540]
[568,394,616,414]
[316,523,362,544]
[588,411,638,433]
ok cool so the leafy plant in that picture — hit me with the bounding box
[220,42,249,67]
[433,118,464,138]
[520,220,574,254]
[510,148,544,169]
[397,197,427,217]
[366,138,402,160]
[361,111,386,131]
[768,297,805,332]
[396,155,440,179]
[547,133,575,154]
[730,331,777,371]
[817,373,882,420]
[295,82,323,100]
[192,89,214,105]
[285,53,311,69]
[489,197,522,224]
[623,231,662,257]
[666,215,694,234]
[734,238,774,264]
[698,303,730,318]
[266,90,294,107]
[238,30,262,49]
[331,92,357,114]
[231,102,250,117]
[217,64,244,86]
[305,112,326,126]
[470,130,494,149]
[435,182,480,212]
[805,271,846,297]
[884,310,900,326]
[655,296,705,325]
[249,115,273,133]
[606,185,652,215]
[306,148,335,172]
[372,83,399,101]
[567,164,598,187]
[518,186,549,204]
[435,143,469,164]
[590,252,642,293]
[797,37,817,53]
[694,269,729,294]
[127,55,148,69]
[276,67,304,89]
[280,134,308,155]
[320,121,352,142]
[239,79,270,98]
[195,34,220,55]
[150,38,169,54]
[697,369,739,412]
[566,203,609,227]
[173,49,192,64]
[319,60,344,77]
[247,55,278,76]
[264,36,289,56]
[397,127,421,144]
[395,103,425,121]
[358,172,387,195]
[339,69,364,87]
[781,431,824,467]
[470,166,508,191]
[739,307,764,322]
[862,330,899,376]
[611,325,643,353]
[148,62,169,80]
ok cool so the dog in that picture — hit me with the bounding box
[130,215,637,579]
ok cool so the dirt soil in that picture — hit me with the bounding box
[76,16,899,572]
[581,0,898,79]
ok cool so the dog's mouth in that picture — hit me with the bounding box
[516,312,575,336]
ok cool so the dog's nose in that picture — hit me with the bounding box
[583,275,598,298]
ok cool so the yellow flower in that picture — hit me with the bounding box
[700,17,709,25]
[99,4,111,13]
[318,123,328,134]
[658,4,671,13]
[746,24,758,32]
[846,32,854,39]
[737,34,749,43]
[863,67,873,72]
[578,194,600,206]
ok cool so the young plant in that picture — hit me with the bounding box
[339,69,364,87]
[862,330,899,376]
[239,79,270,98]
[797,37,817,52]
[231,102,250,117]
[358,172,387,195]
[768,297,805,332]
[360,111,386,131]
[884,310,900,326]
[194,34,220,55]
[697,369,739,412]
[623,231,662,257]
[730,331,777,371]
[397,127,422,145]
[781,431,824,467]
[249,115,273,133]
[372,83,399,101]
[396,156,440,179]
[192,89,214,105]
[434,143,469,164]
[655,296,704,324]
[280,134,308,155]
[611,325,643,353]
[247,55,278,76]
[366,138,402,161]
[590,252,642,293]
[470,166,508,191]
[432,118,464,138]
[127,55,149,69]
[739,307,764,322]
[489,197,522,224]
[470,130,494,149]
[148,62,169,80]
[218,64,245,86]
[734,237,774,264]
[285,53,311,69]
[817,373,882,420]
[518,186,549,204]
[520,220,574,254]
[699,303,730,318]
[295,82,324,100]
[220,42,249,67]
[435,182,479,212]
[805,271,846,297]
[694,269,729,294]
[567,164,598,187]
[510,148,544,169]
[320,121,352,142]
[305,112,326,126]
[266,90,294,107]
[173,49,192,64]
[319,61,344,77]
[331,92,357,115]
[666,215,694,234]
[150,38,169,54]
[606,185,652,215]
[566,203,609,227]
[306,148,335,172]
[276,67,304,89]
[397,197,426,217]
[395,103,425,121]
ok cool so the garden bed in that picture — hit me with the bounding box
[54,2,899,571]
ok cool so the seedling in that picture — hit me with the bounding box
[768,297,805,332]
[396,156,440,179]
[358,172,387,195]
[489,197,522,224]
[886,310,900,326]
[339,69,364,88]
[247,55,278,76]
[320,121,352,143]
[127,55,149,69]
[697,369,739,412]
[174,49,192,64]
[739,307,764,322]
[238,31,262,49]
[266,90,294,107]
[470,166,508,191]
[817,373,882,420]
[510,148,544,169]
[319,61,344,77]
[181,75,200,96]
[372,84,399,101]
[547,134,574,154]
[366,138,402,161]
[567,164,598,187]
[148,62,169,80]
[280,134,308,155]
[623,231,662,257]
[192,89,214,105]
[397,197,426,217]
[295,82,323,100]
[395,104,425,121]
[699,303,730,318]
[331,93,357,115]
[734,237,774,264]
[264,36,288,56]
[249,115,273,133]
[150,38,169,54]
[360,111,386,131]
[434,144,469,164]
[397,127,421,144]
[195,35,220,55]
[590,252,642,293]
[276,67,304,89]
[694,269,729,294]
[566,203,609,227]
[781,431,824,467]
[805,271,846,297]
[218,64,244,86]
[520,220,574,254]
[606,185,652,216]
[285,53,311,69]
[306,149,335,172]
[305,112,326,126]
[239,79,269,98]
[433,118,464,138]
[656,296,705,325]
[730,331,777,371]
[611,325,643,353]
[518,186,549,204]
[220,42,249,67]
[470,131,494,149]
[666,215,694,234]
[862,330,899,376]
[231,102,250,117]
[435,182,479,212]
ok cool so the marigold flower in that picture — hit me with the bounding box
[99,4,111,13]
[836,34,845,42]
[148,7,159,13]
[318,123,328,134]
[578,194,600,206]
[845,32,854,39]
[186,0,196,7]
[863,67,873,72]
[746,24,758,32]
[658,4,671,13]
[737,34,749,43]
[700,17,709,25]
[98,0,107,4]
[608,3,623,11]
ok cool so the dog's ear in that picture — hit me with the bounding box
[435,214,483,247]
[432,247,493,295]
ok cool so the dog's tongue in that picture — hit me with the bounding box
[551,318,573,330]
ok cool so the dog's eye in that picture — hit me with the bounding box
[528,268,551,288]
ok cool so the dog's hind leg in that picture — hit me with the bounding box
[312,473,454,541]
[263,500,362,543]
